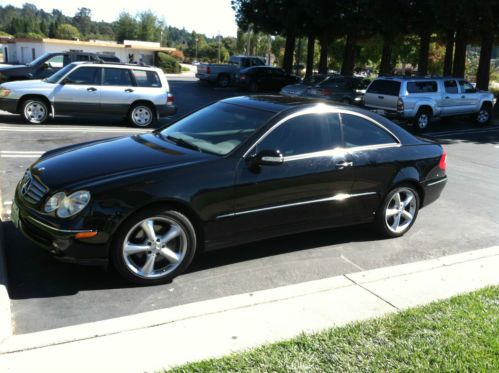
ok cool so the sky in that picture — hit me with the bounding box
[2,0,239,37]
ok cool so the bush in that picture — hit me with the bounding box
[156,52,181,73]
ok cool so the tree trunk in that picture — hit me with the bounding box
[476,33,493,91]
[417,32,430,76]
[305,34,315,80]
[379,36,393,76]
[443,30,454,76]
[341,33,356,76]
[283,30,296,74]
[318,31,329,74]
[452,28,467,77]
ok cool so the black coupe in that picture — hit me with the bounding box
[12,96,447,285]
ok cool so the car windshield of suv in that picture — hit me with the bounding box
[44,64,76,83]
[159,102,275,156]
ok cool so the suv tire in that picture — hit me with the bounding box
[413,108,431,132]
[128,103,156,128]
[217,74,230,88]
[21,98,49,124]
[475,105,492,125]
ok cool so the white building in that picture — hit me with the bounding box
[0,37,176,65]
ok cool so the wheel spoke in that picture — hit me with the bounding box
[402,210,413,221]
[161,224,182,244]
[391,214,401,230]
[141,254,156,275]
[393,192,401,206]
[159,247,179,263]
[386,208,399,217]
[124,242,150,255]
[141,219,157,242]
[403,193,414,207]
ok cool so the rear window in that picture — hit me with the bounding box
[132,70,162,87]
[407,81,438,93]
[367,80,401,96]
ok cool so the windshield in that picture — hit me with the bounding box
[45,63,76,84]
[160,102,274,156]
[26,53,52,67]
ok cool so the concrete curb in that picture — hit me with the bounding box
[0,246,498,373]
[0,192,12,343]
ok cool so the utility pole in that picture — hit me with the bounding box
[246,24,252,56]
[218,32,221,63]
[195,36,198,61]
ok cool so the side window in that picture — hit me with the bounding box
[252,58,264,66]
[407,81,438,93]
[240,59,250,68]
[459,80,476,94]
[65,67,100,85]
[103,68,133,86]
[46,55,64,68]
[341,114,396,148]
[444,80,458,94]
[257,114,333,157]
[132,70,162,87]
[75,55,90,62]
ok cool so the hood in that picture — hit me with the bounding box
[2,79,52,89]
[30,133,213,190]
[0,64,32,76]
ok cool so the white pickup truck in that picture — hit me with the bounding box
[196,56,266,87]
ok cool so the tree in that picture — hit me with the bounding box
[73,8,92,37]
[55,23,80,40]
[115,12,137,42]
[408,0,436,76]
[137,11,161,42]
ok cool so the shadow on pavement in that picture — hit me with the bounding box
[4,220,379,300]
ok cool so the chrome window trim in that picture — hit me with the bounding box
[216,192,377,219]
[26,216,95,234]
[243,104,401,159]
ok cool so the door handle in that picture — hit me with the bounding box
[125,88,134,93]
[336,161,353,169]
[461,95,465,98]
[444,96,450,99]
[378,96,384,99]
[87,87,97,92]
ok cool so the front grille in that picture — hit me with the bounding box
[20,171,49,205]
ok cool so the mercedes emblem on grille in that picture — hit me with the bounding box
[21,174,32,196]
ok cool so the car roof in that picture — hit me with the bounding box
[375,76,461,81]
[71,62,159,70]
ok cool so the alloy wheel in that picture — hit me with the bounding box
[385,188,417,234]
[131,106,153,127]
[24,100,47,124]
[417,114,429,129]
[122,217,188,279]
[476,109,489,124]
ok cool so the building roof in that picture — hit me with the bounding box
[0,37,175,53]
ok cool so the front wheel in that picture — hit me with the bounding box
[128,104,155,128]
[111,208,197,285]
[375,185,420,238]
[475,105,491,125]
[21,98,49,124]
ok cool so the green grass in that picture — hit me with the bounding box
[168,286,499,372]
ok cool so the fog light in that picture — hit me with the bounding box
[75,231,97,239]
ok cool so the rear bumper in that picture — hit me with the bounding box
[156,104,177,118]
[0,97,18,113]
[195,73,216,82]
[422,176,447,207]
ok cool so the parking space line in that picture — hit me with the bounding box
[340,255,365,271]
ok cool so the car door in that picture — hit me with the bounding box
[458,80,480,113]
[53,66,101,114]
[339,113,401,223]
[441,79,463,116]
[99,67,136,115]
[231,112,356,241]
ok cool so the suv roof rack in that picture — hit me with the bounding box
[378,75,463,80]
[77,61,153,67]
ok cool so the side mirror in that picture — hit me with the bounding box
[43,62,50,69]
[247,149,284,168]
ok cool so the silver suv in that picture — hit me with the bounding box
[363,77,494,131]
[0,62,176,127]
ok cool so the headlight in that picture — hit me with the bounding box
[44,190,91,218]
[0,86,10,97]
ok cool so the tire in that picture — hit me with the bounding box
[21,98,49,124]
[111,207,197,285]
[375,184,420,238]
[128,103,156,128]
[412,108,432,132]
[249,81,259,93]
[217,74,230,88]
[475,105,492,125]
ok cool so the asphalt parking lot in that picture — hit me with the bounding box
[1,76,499,334]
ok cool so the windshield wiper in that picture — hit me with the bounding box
[165,135,202,152]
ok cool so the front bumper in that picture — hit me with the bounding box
[13,192,110,265]
[0,97,18,113]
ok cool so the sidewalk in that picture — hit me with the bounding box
[0,246,497,373]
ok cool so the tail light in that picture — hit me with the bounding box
[397,97,404,112]
[438,149,447,171]
[167,93,174,104]
[240,74,248,81]
[206,66,211,74]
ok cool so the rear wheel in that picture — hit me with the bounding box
[475,105,491,125]
[413,108,431,132]
[249,81,259,93]
[129,104,155,128]
[111,208,197,285]
[375,184,420,238]
[21,98,49,124]
[217,74,230,88]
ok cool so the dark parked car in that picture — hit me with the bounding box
[304,76,371,105]
[235,66,301,92]
[280,73,339,97]
[12,96,447,285]
[0,52,120,82]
